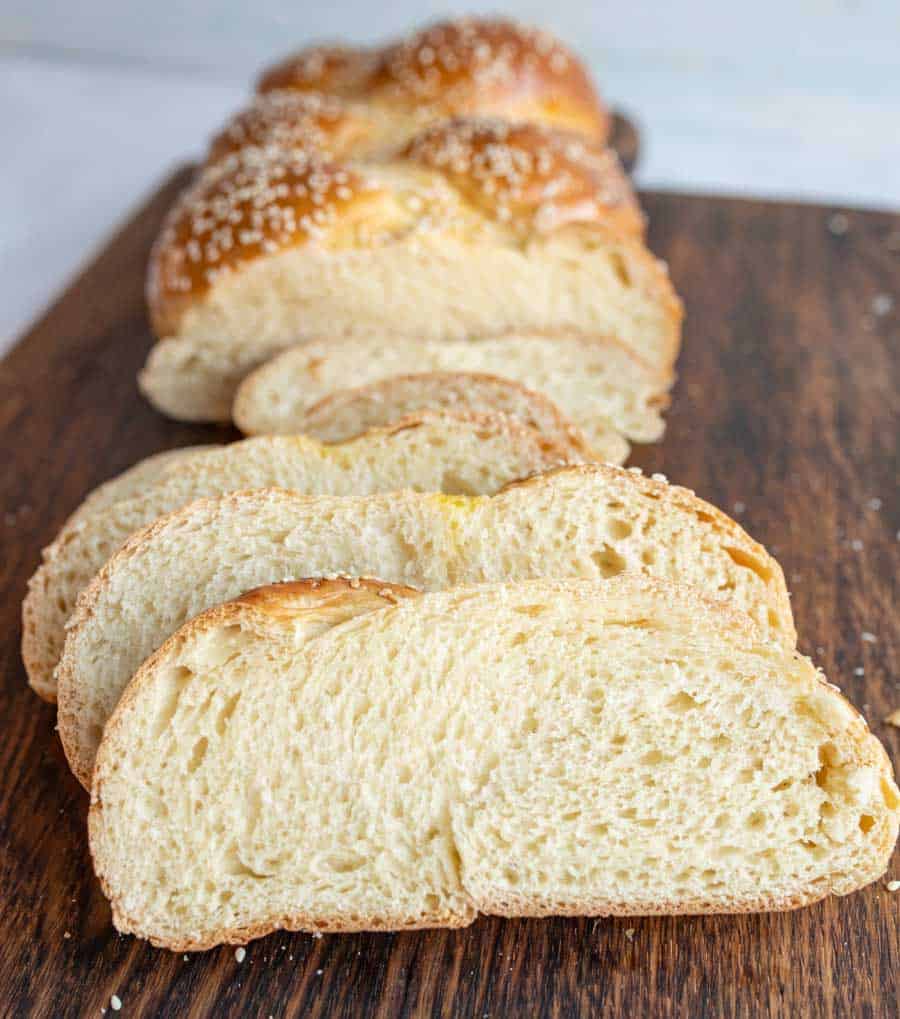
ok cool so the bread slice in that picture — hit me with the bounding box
[141,119,680,423]
[57,465,794,787]
[89,576,900,950]
[23,412,571,702]
[242,370,626,464]
[64,446,214,528]
[233,334,668,451]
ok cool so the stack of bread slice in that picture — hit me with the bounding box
[138,17,681,465]
[22,17,897,951]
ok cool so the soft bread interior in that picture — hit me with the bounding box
[234,333,668,448]
[57,465,795,787]
[141,230,680,423]
[89,577,900,950]
[24,414,569,702]
[261,371,624,464]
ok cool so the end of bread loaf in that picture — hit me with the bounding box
[88,576,899,949]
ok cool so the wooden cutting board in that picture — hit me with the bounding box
[0,168,897,1019]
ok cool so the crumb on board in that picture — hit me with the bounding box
[871,294,894,317]
[110,996,122,1012]
[732,501,746,515]
[235,947,246,963]
[625,928,635,941]
[849,538,864,551]
[861,631,877,644]
[886,880,900,892]
[827,213,849,235]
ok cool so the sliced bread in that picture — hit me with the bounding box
[142,120,679,423]
[89,576,900,949]
[249,371,626,464]
[57,465,794,787]
[232,334,668,450]
[24,412,571,701]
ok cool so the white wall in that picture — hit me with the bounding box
[2,1,898,346]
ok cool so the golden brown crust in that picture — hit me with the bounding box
[207,90,372,164]
[147,148,377,336]
[257,18,609,141]
[401,118,642,236]
[258,45,376,97]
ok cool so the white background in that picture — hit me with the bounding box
[2,0,899,351]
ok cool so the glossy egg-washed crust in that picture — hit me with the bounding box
[147,116,641,337]
[146,16,636,338]
[257,17,609,141]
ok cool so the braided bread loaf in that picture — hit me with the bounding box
[141,17,682,428]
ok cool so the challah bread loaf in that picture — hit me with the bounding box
[57,465,794,787]
[142,115,679,422]
[256,18,610,143]
[267,371,618,462]
[234,334,666,449]
[89,576,900,950]
[24,412,570,702]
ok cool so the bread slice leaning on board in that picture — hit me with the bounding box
[24,412,573,702]
[57,465,794,787]
[233,335,665,453]
[238,368,623,463]
[88,576,900,950]
[142,118,679,423]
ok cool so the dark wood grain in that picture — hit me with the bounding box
[0,171,897,1018]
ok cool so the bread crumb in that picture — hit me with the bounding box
[871,294,893,317]
[867,497,882,511]
[854,667,865,677]
[316,968,324,975]
[827,213,849,235]
[110,996,122,1012]
[312,931,323,939]
[235,947,246,963]
[849,539,864,551]
[861,632,877,644]
[624,928,635,941]
[885,709,900,728]
[886,880,900,892]
[732,501,746,516]
[63,931,71,939]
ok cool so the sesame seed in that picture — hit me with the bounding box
[110,996,122,1012]
[861,632,877,643]
[235,947,247,963]
[854,667,865,676]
